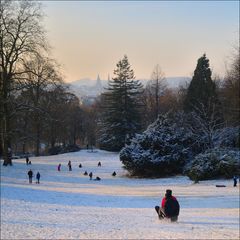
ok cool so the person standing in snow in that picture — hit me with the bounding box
[7,148,12,164]
[57,163,61,171]
[68,161,72,171]
[28,169,33,184]
[89,172,93,180]
[233,176,237,187]
[36,172,40,184]
[26,156,29,165]
[155,189,180,222]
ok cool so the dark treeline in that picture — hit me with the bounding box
[0,1,96,165]
[119,53,239,180]
[98,53,239,153]
[1,1,239,169]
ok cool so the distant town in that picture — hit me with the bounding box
[69,75,190,105]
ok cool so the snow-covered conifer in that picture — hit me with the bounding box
[98,55,143,151]
[120,112,200,177]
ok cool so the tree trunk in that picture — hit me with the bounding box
[51,139,55,148]
[1,72,12,166]
[35,123,40,156]
[22,142,26,154]
[155,78,159,119]
[2,114,12,166]
[50,121,56,148]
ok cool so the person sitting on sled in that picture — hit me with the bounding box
[155,189,180,222]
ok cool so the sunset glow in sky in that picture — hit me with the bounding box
[43,1,239,82]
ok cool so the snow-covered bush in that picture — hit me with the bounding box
[120,112,200,177]
[185,148,240,181]
[213,127,240,148]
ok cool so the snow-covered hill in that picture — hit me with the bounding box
[1,150,239,239]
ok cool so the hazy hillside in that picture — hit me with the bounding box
[69,77,191,99]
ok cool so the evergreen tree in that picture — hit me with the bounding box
[119,112,200,177]
[184,54,222,119]
[98,55,143,151]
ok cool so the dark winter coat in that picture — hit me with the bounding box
[36,172,40,179]
[233,177,237,186]
[58,164,61,171]
[161,196,180,217]
[161,196,176,208]
[28,170,33,178]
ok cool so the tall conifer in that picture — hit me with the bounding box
[184,54,223,149]
[184,54,222,119]
[98,55,143,151]
[184,54,217,111]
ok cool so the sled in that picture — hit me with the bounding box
[157,213,178,222]
[170,216,178,222]
[155,207,178,222]
[215,185,226,187]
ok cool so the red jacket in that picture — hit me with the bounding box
[161,196,177,208]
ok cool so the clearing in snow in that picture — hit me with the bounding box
[1,150,239,239]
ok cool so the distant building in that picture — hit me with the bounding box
[95,74,103,93]
[69,75,108,106]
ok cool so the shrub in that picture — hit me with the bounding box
[120,112,199,177]
[185,148,240,181]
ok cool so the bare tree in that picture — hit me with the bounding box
[222,48,240,125]
[144,64,167,124]
[41,84,68,149]
[0,0,46,165]
[22,55,61,156]
[189,100,224,150]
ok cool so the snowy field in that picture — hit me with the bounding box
[1,150,239,239]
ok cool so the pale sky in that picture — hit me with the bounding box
[43,1,239,82]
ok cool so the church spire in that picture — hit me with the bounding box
[95,74,102,91]
[97,74,100,81]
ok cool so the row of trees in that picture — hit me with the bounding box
[0,1,94,165]
[1,0,47,165]
[97,52,239,152]
[119,53,239,178]
[1,1,238,168]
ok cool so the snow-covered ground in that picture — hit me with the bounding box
[1,150,239,239]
